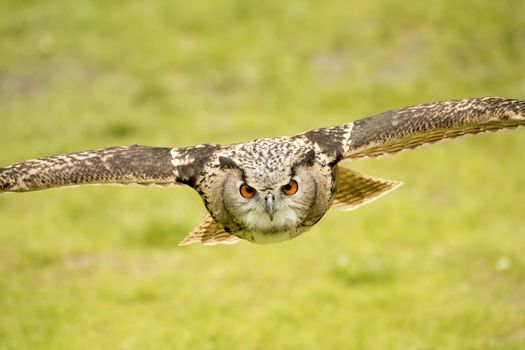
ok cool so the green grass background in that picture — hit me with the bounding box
[1,0,525,349]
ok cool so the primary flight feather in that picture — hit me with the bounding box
[1,97,524,245]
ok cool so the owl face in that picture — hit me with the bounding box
[204,141,335,243]
[219,163,320,243]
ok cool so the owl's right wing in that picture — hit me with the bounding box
[304,97,525,161]
[0,144,219,193]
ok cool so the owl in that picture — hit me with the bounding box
[1,97,524,245]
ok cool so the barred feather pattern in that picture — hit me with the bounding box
[179,214,241,246]
[332,166,402,211]
[338,97,525,159]
[0,145,179,192]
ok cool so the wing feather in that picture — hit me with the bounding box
[179,213,241,246]
[343,97,525,159]
[0,144,218,193]
[303,97,525,161]
[332,166,402,211]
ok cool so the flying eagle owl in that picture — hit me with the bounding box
[1,97,524,245]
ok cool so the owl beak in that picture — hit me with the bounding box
[265,194,275,221]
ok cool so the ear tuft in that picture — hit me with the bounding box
[219,156,238,169]
[295,149,316,168]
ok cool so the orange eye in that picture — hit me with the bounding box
[239,183,256,198]
[281,180,298,196]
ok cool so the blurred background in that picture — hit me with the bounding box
[1,0,525,349]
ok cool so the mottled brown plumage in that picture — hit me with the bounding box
[1,97,524,245]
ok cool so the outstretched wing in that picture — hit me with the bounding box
[304,97,525,161]
[0,144,219,193]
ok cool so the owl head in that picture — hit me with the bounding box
[203,139,335,243]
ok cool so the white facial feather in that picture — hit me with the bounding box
[241,206,300,243]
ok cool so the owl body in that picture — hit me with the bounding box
[1,97,524,246]
[194,137,337,243]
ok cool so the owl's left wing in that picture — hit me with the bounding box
[304,97,525,161]
[0,144,219,193]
